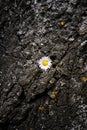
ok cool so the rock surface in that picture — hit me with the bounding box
[0,0,87,130]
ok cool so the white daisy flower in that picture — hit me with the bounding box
[38,56,52,70]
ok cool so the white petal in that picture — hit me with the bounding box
[38,56,52,70]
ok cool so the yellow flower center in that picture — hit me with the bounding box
[42,60,48,66]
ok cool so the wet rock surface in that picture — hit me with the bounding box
[0,0,87,130]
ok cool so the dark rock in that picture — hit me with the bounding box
[0,0,87,130]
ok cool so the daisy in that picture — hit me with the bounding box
[38,56,52,70]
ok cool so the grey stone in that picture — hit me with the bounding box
[0,0,87,130]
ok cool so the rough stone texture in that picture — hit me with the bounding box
[0,0,87,130]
